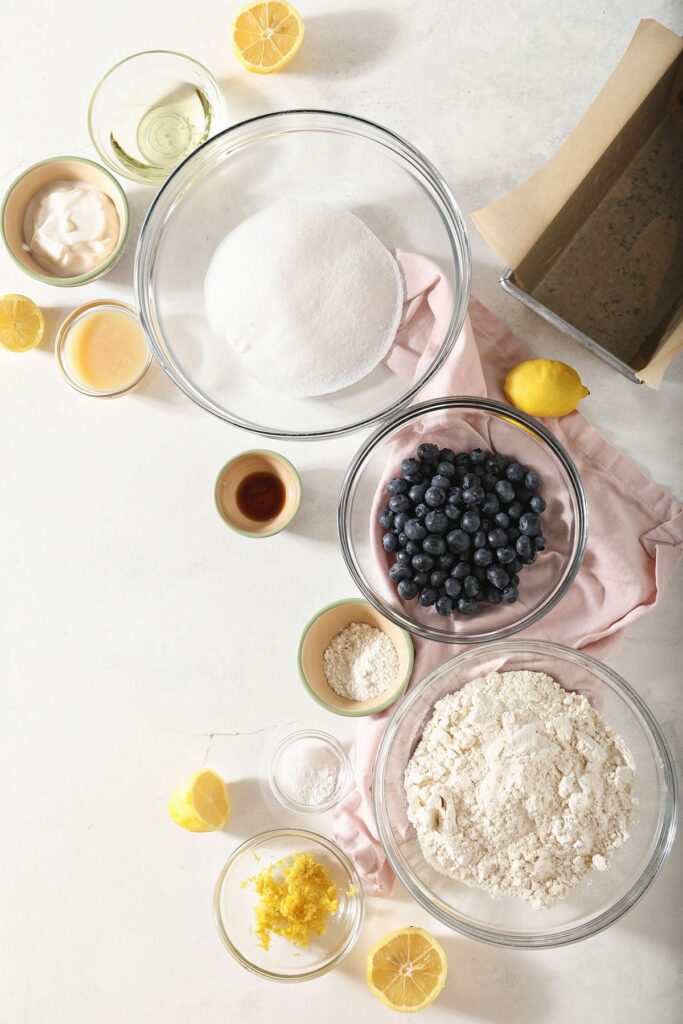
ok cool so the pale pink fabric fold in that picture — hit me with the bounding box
[333,253,683,896]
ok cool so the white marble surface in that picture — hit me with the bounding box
[1,2,682,1021]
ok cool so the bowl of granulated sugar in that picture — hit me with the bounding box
[298,598,414,717]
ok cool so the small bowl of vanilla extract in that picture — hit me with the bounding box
[214,450,302,538]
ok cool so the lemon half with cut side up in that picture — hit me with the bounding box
[231,1,305,74]
[169,769,230,832]
[366,926,448,1013]
[0,294,45,352]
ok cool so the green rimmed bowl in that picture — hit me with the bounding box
[1,156,129,287]
[298,598,414,716]
[214,450,302,538]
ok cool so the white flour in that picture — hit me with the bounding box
[404,670,636,908]
[205,198,404,397]
[323,622,399,702]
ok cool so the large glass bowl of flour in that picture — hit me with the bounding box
[135,110,470,438]
[374,640,677,948]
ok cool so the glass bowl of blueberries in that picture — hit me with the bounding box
[337,397,587,643]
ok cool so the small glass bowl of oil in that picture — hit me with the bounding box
[88,50,226,185]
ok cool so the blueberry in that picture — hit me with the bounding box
[430,570,448,588]
[431,474,452,490]
[469,448,488,465]
[435,595,454,616]
[519,512,541,537]
[397,579,418,601]
[408,483,427,504]
[418,586,439,607]
[486,565,510,589]
[494,479,516,504]
[486,453,508,473]
[481,472,499,490]
[474,565,487,581]
[436,462,456,479]
[425,510,448,534]
[447,529,470,553]
[452,561,470,580]
[404,519,426,541]
[488,528,508,548]
[448,487,464,506]
[507,527,520,542]
[519,551,537,566]
[480,518,492,532]
[413,571,430,587]
[445,577,462,599]
[534,535,547,551]
[397,532,408,548]
[414,503,428,520]
[423,535,447,556]
[405,540,421,556]
[457,597,478,615]
[515,487,533,504]
[439,447,456,463]
[462,473,482,490]
[473,530,488,549]
[501,584,519,603]
[525,470,540,492]
[444,505,461,522]
[425,486,446,508]
[460,511,481,534]
[389,563,412,583]
[494,511,510,529]
[389,493,411,513]
[486,586,502,604]
[507,501,523,520]
[505,462,526,482]
[516,535,532,558]
[438,553,455,571]
[401,458,420,478]
[463,486,485,507]
[511,573,520,585]
[387,477,408,494]
[382,532,399,552]
[378,508,394,530]
[473,547,493,567]
[394,511,408,531]
[412,552,434,573]
[530,495,546,513]
[395,550,411,566]
[481,493,500,515]
[497,545,517,565]
[454,464,469,480]
[510,557,523,573]
[417,442,440,462]
[463,575,480,597]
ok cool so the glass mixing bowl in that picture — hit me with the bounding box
[338,396,587,643]
[213,828,364,980]
[135,110,471,438]
[374,640,677,948]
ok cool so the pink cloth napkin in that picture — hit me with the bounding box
[333,252,683,896]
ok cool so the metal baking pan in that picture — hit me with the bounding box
[499,267,642,384]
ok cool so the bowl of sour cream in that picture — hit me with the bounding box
[1,155,129,287]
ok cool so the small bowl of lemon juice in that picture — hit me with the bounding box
[88,50,226,184]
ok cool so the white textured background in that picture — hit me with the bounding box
[1,2,682,1021]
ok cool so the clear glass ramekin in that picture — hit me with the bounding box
[55,299,152,398]
[338,396,587,644]
[269,730,351,813]
[213,828,364,981]
[374,639,677,948]
[135,109,471,439]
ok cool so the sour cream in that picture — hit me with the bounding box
[23,180,119,277]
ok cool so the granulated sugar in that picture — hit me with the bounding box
[204,198,404,397]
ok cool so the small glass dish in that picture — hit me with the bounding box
[55,300,152,398]
[88,50,226,184]
[269,730,352,813]
[374,639,677,948]
[213,828,364,981]
[338,396,587,644]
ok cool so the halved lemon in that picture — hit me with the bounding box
[168,769,230,832]
[367,926,448,1013]
[231,1,305,74]
[0,294,45,352]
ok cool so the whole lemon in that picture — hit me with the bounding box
[504,359,590,418]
